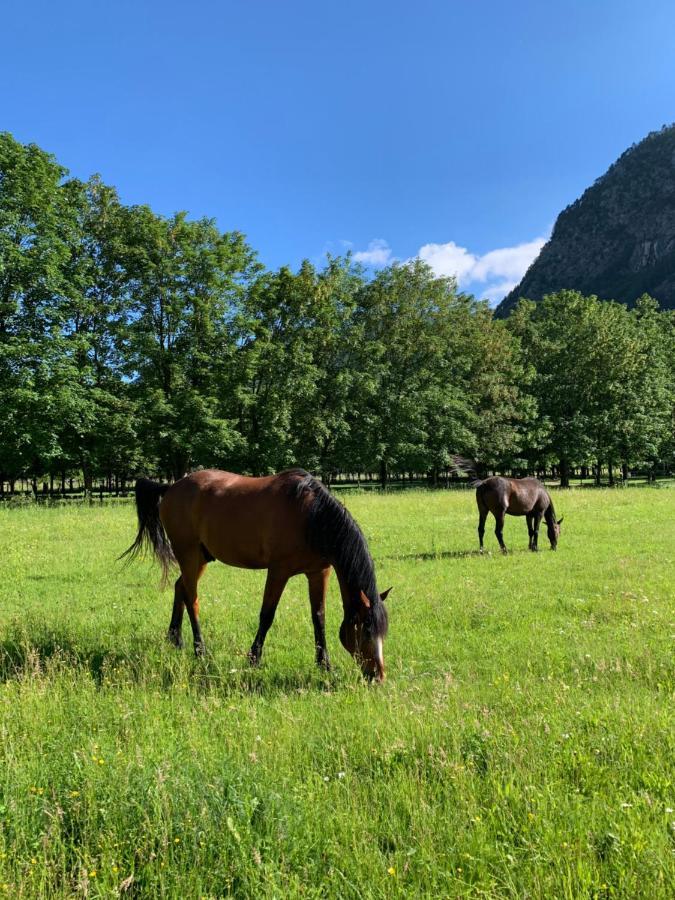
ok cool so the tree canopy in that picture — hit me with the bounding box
[1,132,673,491]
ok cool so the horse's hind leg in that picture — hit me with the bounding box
[174,548,207,656]
[477,495,488,552]
[307,568,331,671]
[249,569,289,667]
[167,578,186,648]
[495,509,508,554]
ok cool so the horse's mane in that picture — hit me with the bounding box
[284,470,388,639]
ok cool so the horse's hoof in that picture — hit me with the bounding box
[316,655,331,672]
[194,642,206,657]
[248,650,261,667]
[167,630,183,649]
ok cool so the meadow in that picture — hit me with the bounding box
[0,487,673,899]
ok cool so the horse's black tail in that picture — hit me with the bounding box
[451,455,484,486]
[119,478,175,585]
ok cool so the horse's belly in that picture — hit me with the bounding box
[203,536,270,570]
[214,551,268,570]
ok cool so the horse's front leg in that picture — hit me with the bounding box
[307,567,332,671]
[167,577,186,648]
[249,570,288,667]
[532,512,543,552]
[526,514,535,551]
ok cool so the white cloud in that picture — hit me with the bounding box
[470,238,547,283]
[478,280,519,304]
[417,241,477,281]
[350,233,547,304]
[418,235,546,287]
[352,238,394,266]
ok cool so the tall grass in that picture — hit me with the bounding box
[0,488,673,897]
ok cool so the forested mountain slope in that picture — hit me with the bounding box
[497,125,675,316]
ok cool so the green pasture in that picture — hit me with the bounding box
[0,488,673,898]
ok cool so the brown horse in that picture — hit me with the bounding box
[121,469,390,680]
[453,458,563,553]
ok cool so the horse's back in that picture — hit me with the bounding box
[477,476,550,516]
[476,476,510,506]
[159,469,317,570]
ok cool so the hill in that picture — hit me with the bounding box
[496,124,675,316]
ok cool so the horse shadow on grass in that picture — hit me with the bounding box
[0,628,345,697]
[385,548,530,561]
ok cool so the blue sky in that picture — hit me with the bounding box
[3,0,675,303]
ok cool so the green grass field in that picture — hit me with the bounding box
[0,488,673,898]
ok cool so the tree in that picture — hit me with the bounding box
[0,133,79,489]
[508,291,674,484]
[122,208,259,479]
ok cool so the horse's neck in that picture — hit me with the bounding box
[334,564,376,618]
[335,568,355,617]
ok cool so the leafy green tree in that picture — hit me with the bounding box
[617,296,674,478]
[508,290,674,484]
[231,262,325,474]
[123,208,259,478]
[352,261,532,484]
[290,257,368,482]
[0,133,79,489]
[509,293,605,483]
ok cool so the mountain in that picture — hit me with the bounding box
[496,125,675,316]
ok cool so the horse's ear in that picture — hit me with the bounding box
[380,587,392,602]
[558,516,564,526]
[359,590,371,609]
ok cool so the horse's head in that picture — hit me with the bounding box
[549,515,563,549]
[340,588,390,682]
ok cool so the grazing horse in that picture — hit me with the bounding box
[121,469,390,680]
[453,458,563,553]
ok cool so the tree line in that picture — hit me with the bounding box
[1,133,673,495]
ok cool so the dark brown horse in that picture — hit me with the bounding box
[454,458,563,553]
[121,469,390,680]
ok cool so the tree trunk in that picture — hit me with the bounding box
[608,460,614,486]
[380,459,388,488]
[559,458,570,488]
[594,462,601,486]
[622,462,629,482]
